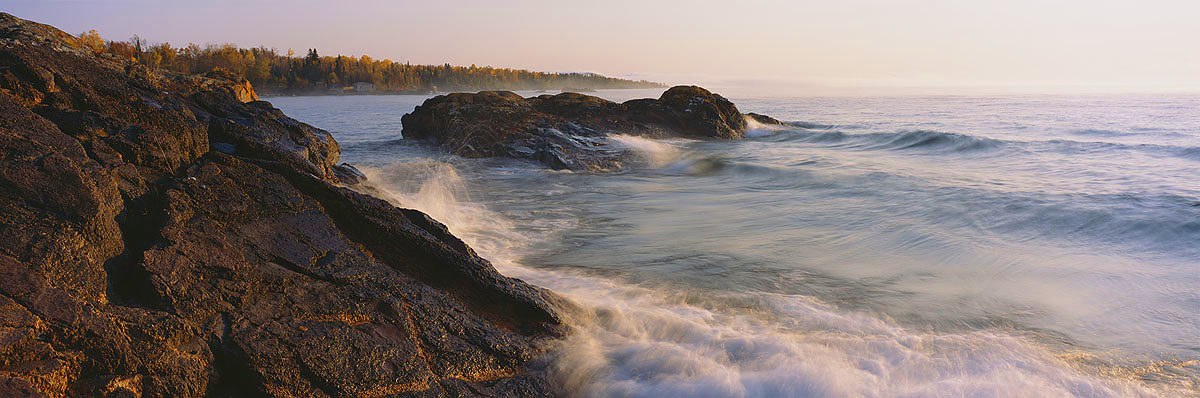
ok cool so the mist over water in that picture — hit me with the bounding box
[272,91,1200,397]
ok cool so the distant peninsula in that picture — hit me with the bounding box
[74,30,666,96]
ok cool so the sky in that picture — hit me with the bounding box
[6,0,1200,95]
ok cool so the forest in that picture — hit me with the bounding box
[76,30,664,94]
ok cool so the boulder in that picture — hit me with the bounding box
[745,112,786,126]
[650,85,746,139]
[401,85,770,170]
[0,12,565,398]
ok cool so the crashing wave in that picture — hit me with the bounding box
[358,160,1191,398]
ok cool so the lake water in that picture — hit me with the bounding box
[272,90,1200,397]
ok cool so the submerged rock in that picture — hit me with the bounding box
[401,85,766,170]
[0,12,564,397]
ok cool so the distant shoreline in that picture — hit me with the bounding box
[257,87,662,98]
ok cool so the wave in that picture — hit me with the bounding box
[771,129,1004,154]
[609,134,740,176]
[744,117,834,138]
[543,286,1174,398]
[357,161,1189,398]
[662,156,730,176]
[1070,129,1138,138]
[786,120,836,129]
[1071,128,1194,140]
[595,133,1199,257]
[1043,139,1200,162]
[871,130,1003,152]
[1177,146,1200,161]
[743,116,779,135]
[925,188,1200,259]
[609,134,685,167]
[768,129,1200,160]
[342,137,408,150]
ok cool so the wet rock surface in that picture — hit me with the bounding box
[401,85,766,170]
[0,13,564,398]
[744,112,786,126]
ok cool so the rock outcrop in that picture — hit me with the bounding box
[744,112,785,126]
[401,85,758,170]
[0,13,564,398]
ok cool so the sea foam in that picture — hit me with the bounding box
[358,161,1184,398]
[609,134,685,167]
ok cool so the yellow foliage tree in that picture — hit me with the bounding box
[77,29,105,55]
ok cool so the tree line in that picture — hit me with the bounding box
[76,30,664,94]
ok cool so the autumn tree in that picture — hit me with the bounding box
[106,41,135,60]
[77,30,105,54]
[70,29,663,93]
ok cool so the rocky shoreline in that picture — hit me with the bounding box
[0,13,567,397]
[0,12,787,397]
[401,86,783,170]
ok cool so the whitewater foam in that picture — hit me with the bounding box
[743,115,785,138]
[609,134,685,167]
[361,160,1189,398]
[607,134,736,176]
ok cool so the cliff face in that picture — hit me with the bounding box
[401,86,759,170]
[0,13,564,398]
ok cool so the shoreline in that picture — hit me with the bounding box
[256,86,664,98]
[3,10,1198,398]
[0,13,567,397]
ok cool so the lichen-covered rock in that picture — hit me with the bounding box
[0,12,564,398]
[401,85,768,169]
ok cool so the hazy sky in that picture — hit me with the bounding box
[7,0,1199,95]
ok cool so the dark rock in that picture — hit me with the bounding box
[0,12,565,398]
[202,68,260,103]
[652,85,747,139]
[331,163,367,185]
[745,112,786,126]
[211,142,236,154]
[401,85,769,170]
[194,95,341,181]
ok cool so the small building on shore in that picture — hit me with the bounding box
[354,82,376,93]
